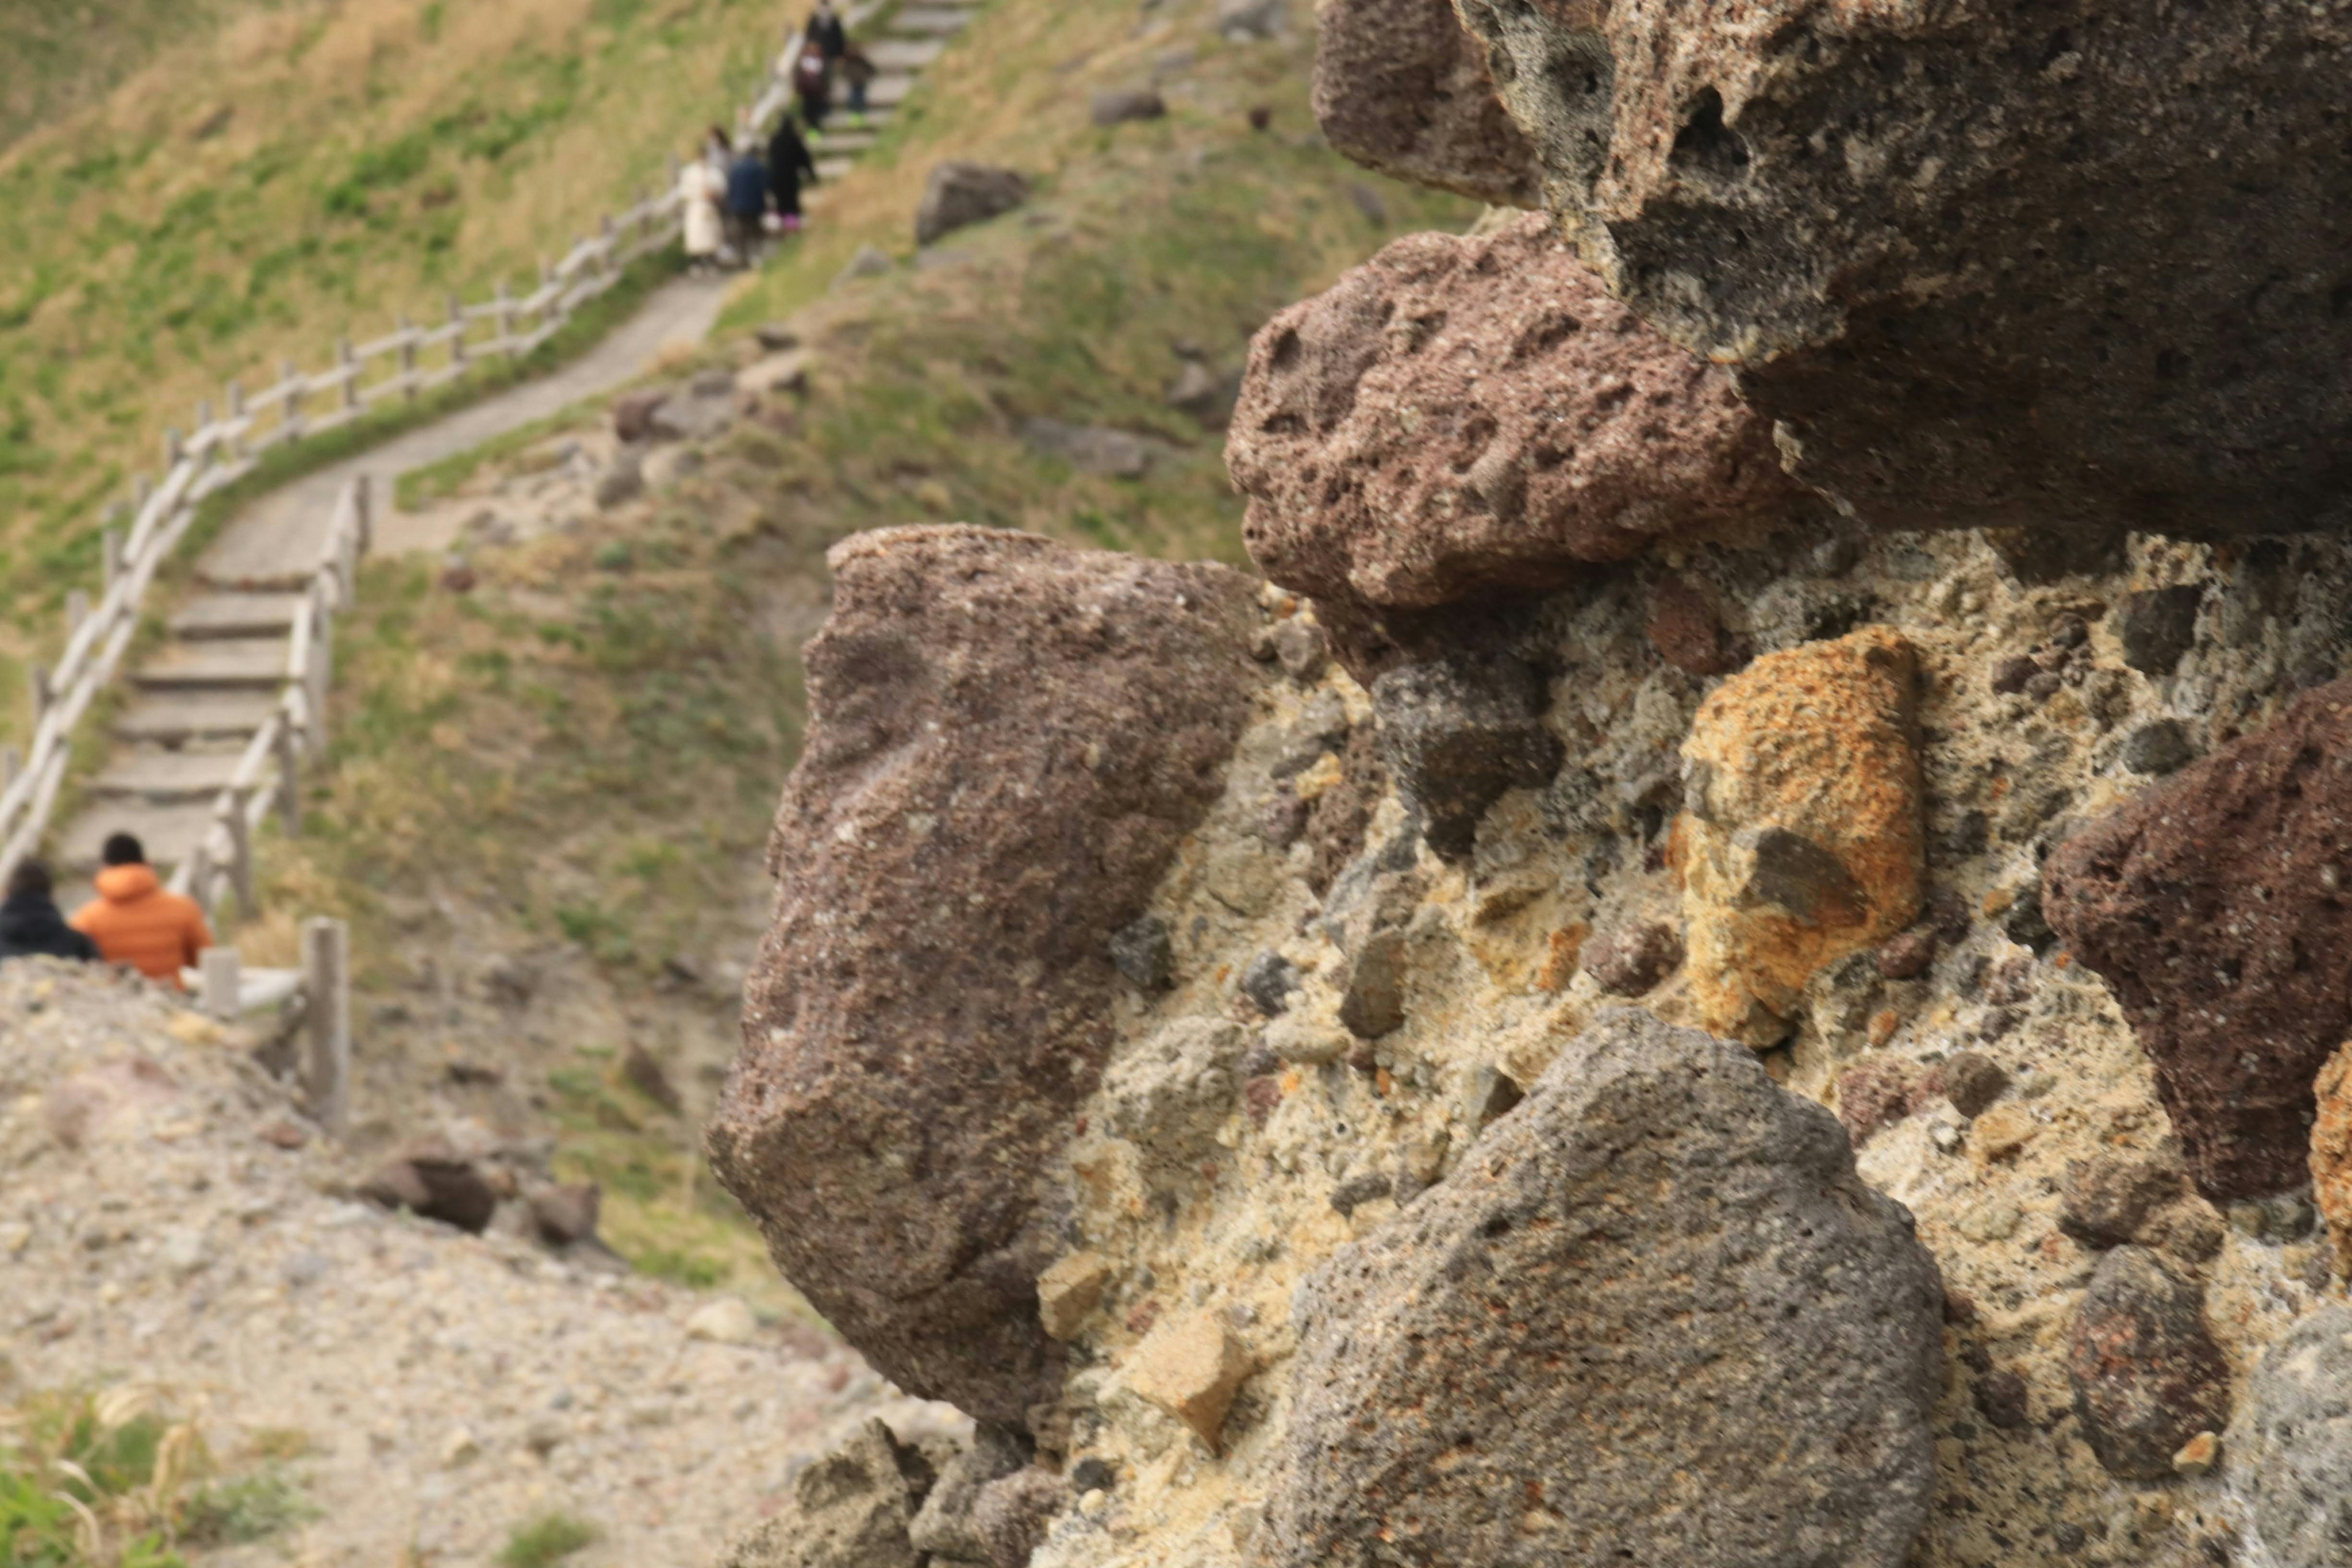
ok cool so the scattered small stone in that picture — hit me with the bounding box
[1247,104,1273,130]
[1875,926,1937,981]
[594,454,644,510]
[527,1183,602,1248]
[970,1467,1066,1568]
[1583,920,1685,997]
[914,162,1031,246]
[2117,586,2204,674]
[257,1118,309,1150]
[2171,1430,2219,1477]
[1837,1060,1926,1145]
[910,1427,1031,1564]
[1647,575,1740,675]
[1020,417,1150,478]
[2310,1041,2352,1274]
[1969,1102,2037,1165]
[440,1427,481,1469]
[1218,0,1284,39]
[612,391,665,442]
[1973,1367,2030,1431]
[1037,1251,1112,1341]
[1269,620,1327,683]
[2066,1246,2230,1481]
[1124,1310,1254,1451]
[1370,652,1562,862]
[685,1297,760,1345]
[753,322,801,352]
[620,1041,683,1115]
[1239,952,1301,1016]
[1336,928,1406,1039]
[2023,670,2064,700]
[1091,88,1167,126]
[1110,914,1175,991]
[835,244,895,287]
[1344,182,1388,224]
[1990,654,2039,695]
[2058,1153,2181,1249]
[360,1148,498,1235]
[2120,718,2197,775]
[1328,1172,1391,1218]
[1069,1457,1115,1496]
[1936,1050,2010,1118]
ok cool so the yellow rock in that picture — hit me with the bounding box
[1970,1103,2037,1166]
[1125,1310,1253,1452]
[2171,1430,2219,1477]
[1038,1251,1113,1341]
[166,1012,224,1047]
[2309,1041,2352,1275]
[1678,626,1924,1046]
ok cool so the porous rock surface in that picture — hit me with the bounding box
[707,526,1262,1427]
[2043,677,2352,1200]
[1310,0,1540,208]
[1452,0,2352,542]
[1678,625,1924,1046]
[2064,1246,2229,1482]
[1226,213,1798,624]
[1259,1008,1943,1568]
[2237,1303,2352,1568]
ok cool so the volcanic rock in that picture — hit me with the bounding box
[2310,1042,2352,1278]
[915,164,1031,247]
[1454,0,2352,541]
[706,527,1261,1427]
[2065,1246,2229,1482]
[716,1419,932,1568]
[1678,627,1924,1046]
[1368,649,1562,860]
[2045,677,2352,1199]
[1310,0,1540,206]
[1226,214,1799,624]
[2239,1304,2352,1568]
[1259,1010,1943,1568]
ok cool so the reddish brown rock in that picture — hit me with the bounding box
[2066,1246,2230,1482]
[1311,0,1540,208]
[1645,573,1739,676]
[1836,1060,1924,1146]
[1582,918,1683,998]
[2044,679,2352,1199]
[706,527,1261,1428]
[1226,214,1799,627]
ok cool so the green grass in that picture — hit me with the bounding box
[498,1510,600,1568]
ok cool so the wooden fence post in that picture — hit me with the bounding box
[305,581,332,759]
[164,428,184,469]
[282,358,306,442]
[200,946,241,1023]
[226,785,255,914]
[101,527,122,594]
[184,838,213,916]
[227,380,247,460]
[26,665,48,726]
[302,916,350,1136]
[600,213,616,276]
[274,717,303,833]
[338,337,360,413]
[353,473,374,560]
[448,293,468,372]
[195,400,213,451]
[398,313,418,401]
[1,747,18,790]
[538,257,556,329]
[64,590,88,641]
[495,279,516,355]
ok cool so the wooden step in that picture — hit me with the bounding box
[813,128,880,154]
[170,592,306,641]
[132,639,288,694]
[886,7,971,34]
[91,752,247,804]
[864,74,918,109]
[815,156,858,182]
[864,37,944,69]
[56,801,217,875]
[114,693,279,745]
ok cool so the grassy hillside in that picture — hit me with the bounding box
[233,0,1477,1299]
[0,0,779,687]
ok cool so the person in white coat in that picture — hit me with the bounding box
[680,129,729,272]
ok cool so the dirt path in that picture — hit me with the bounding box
[198,273,734,589]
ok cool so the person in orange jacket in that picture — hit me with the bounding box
[71,833,212,988]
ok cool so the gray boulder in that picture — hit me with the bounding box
[1369,651,1562,861]
[1257,1009,1945,1568]
[1021,418,1150,479]
[915,163,1031,247]
[2241,1304,2352,1568]
[1091,89,1167,127]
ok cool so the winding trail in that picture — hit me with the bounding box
[55,0,978,879]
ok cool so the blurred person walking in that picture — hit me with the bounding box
[768,114,820,234]
[0,859,98,964]
[794,40,834,134]
[680,130,730,272]
[726,141,774,262]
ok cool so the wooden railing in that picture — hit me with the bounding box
[0,24,814,889]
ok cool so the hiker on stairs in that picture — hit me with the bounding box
[839,44,877,124]
[72,833,211,988]
[794,40,834,135]
[0,859,99,965]
[808,0,849,63]
[768,115,820,235]
[726,143,774,264]
[680,131,730,274]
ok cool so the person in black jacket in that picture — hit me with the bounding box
[0,859,99,963]
[808,0,848,62]
[769,115,820,233]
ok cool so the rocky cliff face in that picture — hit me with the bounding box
[708,7,2352,1567]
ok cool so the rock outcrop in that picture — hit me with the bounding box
[1678,626,1923,1046]
[717,1421,933,1568]
[1259,1009,1943,1568]
[915,163,1031,247]
[707,527,1262,1428]
[2239,1304,2352,1568]
[1451,0,2352,542]
[1310,0,1540,208]
[1226,213,1799,635]
[2044,677,2352,1199]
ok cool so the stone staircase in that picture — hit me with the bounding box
[810,0,978,183]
